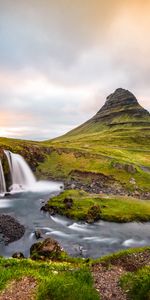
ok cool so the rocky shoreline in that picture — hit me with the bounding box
[0,214,25,245]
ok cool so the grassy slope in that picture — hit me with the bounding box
[39,123,150,191]
[47,189,150,222]
[92,247,150,300]
[0,258,99,300]
[0,247,149,300]
[0,113,150,192]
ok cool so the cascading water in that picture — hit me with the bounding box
[0,160,6,195]
[4,150,63,193]
[4,150,36,191]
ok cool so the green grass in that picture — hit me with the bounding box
[47,189,150,223]
[0,112,150,192]
[121,266,150,300]
[0,258,99,300]
[39,122,150,191]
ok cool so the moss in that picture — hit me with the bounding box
[45,189,150,223]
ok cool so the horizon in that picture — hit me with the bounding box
[0,1,150,140]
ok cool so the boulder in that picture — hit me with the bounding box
[86,204,101,224]
[30,238,63,260]
[12,252,25,259]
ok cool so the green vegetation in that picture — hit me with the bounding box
[46,189,150,222]
[0,257,99,300]
[38,121,150,191]
[121,266,150,300]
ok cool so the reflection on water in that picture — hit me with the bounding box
[0,190,150,258]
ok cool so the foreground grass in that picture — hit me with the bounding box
[47,189,150,223]
[0,247,150,299]
[0,258,99,300]
[121,266,150,300]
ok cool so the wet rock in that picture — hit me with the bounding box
[41,204,58,215]
[0,214,25,244]
[30,238,63,260]
[12,252,25,259]
[34,229,43,239]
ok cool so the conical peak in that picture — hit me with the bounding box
[94,88,150,122]
[105,88,138,105]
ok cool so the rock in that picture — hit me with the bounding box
[34,229,43,239]
[63,197,73,209]
[71,183,76,189]
[113,162,137,174]
[0,214,25,245]
[134,190,140,197]
[30,238,63,260]
[86,205,101,224]
[130,178,136,185]
[12,252,25,259]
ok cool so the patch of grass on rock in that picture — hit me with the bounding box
[45,189,150,223]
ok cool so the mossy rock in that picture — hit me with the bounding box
[30,238,66,261]
[86,204,101,223]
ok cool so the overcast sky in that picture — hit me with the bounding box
[0,0,150,140]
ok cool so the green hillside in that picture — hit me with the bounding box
[39,89,150,195]
[0,88,150,196]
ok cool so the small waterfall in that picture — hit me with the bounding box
[4,150,36,191]
[0,160,6,195]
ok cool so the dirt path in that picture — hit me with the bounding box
[91,249,150,300]
[0,277,37,300]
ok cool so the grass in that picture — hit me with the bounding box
[0,258,99,300]
[39,123,150,191]
[121,266,150,300]
[0,116,150,193]
[46,189,150,223]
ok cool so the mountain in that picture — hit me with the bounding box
[42,88,150,196]
[60,88,150,137]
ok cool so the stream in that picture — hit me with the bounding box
[0,188,150,259]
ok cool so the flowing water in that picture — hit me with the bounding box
[0,150,150,259]
[0,160,6,195]
[0,191,150,259]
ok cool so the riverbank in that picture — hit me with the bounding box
[42,189,150,223]
[0,246,149,300]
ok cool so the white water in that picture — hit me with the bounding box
[4,150,36,189]
[4,150,63,193]
[0,160,6,195]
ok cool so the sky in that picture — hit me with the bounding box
[0,0,150,140]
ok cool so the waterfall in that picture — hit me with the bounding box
[0,160,6,195]
[4,150,36,191]
[3,150,63,193]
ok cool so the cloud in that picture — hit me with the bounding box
[0,0,149,140]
